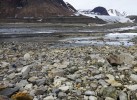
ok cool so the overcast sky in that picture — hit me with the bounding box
[64,0,137,15]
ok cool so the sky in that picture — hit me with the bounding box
[64,0,137,15]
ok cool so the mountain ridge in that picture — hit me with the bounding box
[0,0,76,18]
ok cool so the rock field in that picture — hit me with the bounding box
[1,42,137,100]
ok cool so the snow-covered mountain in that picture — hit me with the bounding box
[77,8,133,23]
[108,9,127,17]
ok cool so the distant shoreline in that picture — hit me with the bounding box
[0,16,106,24]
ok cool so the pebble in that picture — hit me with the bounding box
[16,80,29,88]
[85,91,95,96]
[36,78,46,86]
[28,76,38,83]
[35,89,45,95]
[119,91,128,100]
[24,53,31,60]
[44,95,55,100]
[89,96,97,100]
[59,86,69,92]
[58,92,66,98]
[1,62,10,68]
[21,65,32,78]
[24,84,33,90]
[67,74,80,80]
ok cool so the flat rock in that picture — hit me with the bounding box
[16,80,29,88]
[124,85,137,91]
[36,78,46,86]
[28,76,38,83]
[21,65,32,78]
[0,87,19,97]
[59,86,69,92]
[106,53,134,66]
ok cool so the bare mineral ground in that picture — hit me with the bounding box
[1,23,137,100]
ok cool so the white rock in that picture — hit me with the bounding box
[106,74,122,87]
[1,62,10,67]
[98,58,105,63]
[84,95,88,100]
[24,84,33,90]
[89,96,97,100]
[106,74,115,80]
[54,80,61,87]
[54,76,67,87]
[85,91,95,96]
[24,53,31,60]
[30,90,35,96]
[105,97,115,100]
[21,65,31,78]
[33,97,38,100]
[130,74,137,82]
[59,86,69,92]
[44,95,55,100]
[124,85,137,91]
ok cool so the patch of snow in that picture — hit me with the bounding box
[78,10,133,23]
[108,9,127,17]
[108,26,137,32]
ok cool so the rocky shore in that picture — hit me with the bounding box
[1,42,137,100]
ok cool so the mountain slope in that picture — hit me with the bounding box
[0,0,75,18]
[108,9,127,17]
[77,8,133,23]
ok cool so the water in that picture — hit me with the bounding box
[0,23,137,47]
[60,33,137,46]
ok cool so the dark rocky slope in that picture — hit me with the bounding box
[0,0,76,18]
